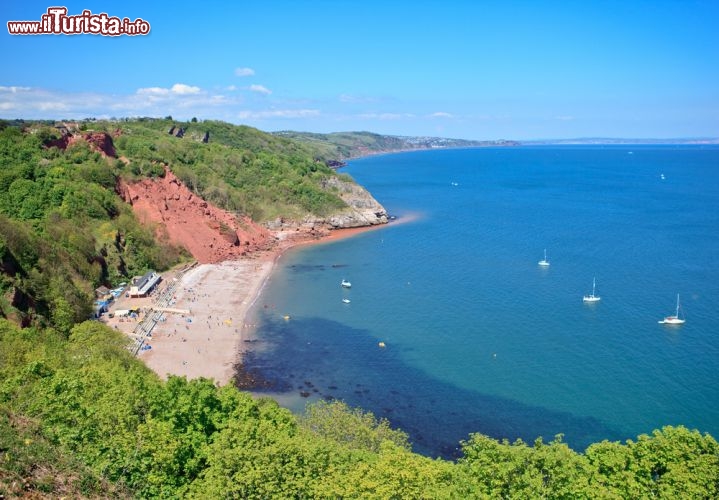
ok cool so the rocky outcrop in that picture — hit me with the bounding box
[266,176,388,231]
[46,130,116,158]
[83,132,116,157]
[324,176,388,228]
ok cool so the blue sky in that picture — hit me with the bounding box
[2,0,718,140]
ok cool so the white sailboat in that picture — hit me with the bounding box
[583,277,601,303]
[538,249,550,267]
[658,294,685,325]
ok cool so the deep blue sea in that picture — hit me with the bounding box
[245,146,719,458]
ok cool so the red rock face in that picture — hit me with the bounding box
[117,168,274,263]
[83,132,116,158]
[47,131,116,158]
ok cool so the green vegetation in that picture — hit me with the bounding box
[112,118,347,220]
[0,118,353,330]
[1,118,717,497]
[1,318,717,498]
[0,125,184,333]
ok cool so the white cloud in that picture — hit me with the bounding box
[234,67,255,77]
[226,85,238,91]
[237,109,319,119]
[359,112,415,120]
[249,84,272,95]
[0,86,32,93]
[0,86,87,115]
[136,83,201,96]
[137,86,170,96]
[171,83,201,95]
[429,111,454,118]
[0,84,239,120]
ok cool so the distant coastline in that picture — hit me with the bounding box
[519,137,719,145]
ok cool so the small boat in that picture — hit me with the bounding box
[658,294,685,325]
[342,298,351,304]
[583,277,601,303]
[538,249,550,267]
[341,279,352,288]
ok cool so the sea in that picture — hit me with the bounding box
[243,145,719,459]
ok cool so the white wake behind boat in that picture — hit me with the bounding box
[538,249,550,267]
[583,277,601,303]
[658,294,685,325]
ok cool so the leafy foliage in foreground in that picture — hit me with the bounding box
[1,119,717,497]
[1,318,717,498]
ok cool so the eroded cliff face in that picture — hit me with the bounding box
[47,130,117,158]
[117,166,387,263]
[117,168,274,263]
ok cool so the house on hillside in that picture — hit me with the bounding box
[128,271,161,298]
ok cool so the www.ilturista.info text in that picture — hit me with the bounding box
[7,7,150,36]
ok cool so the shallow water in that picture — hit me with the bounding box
[245,146,719,458]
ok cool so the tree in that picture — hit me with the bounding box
[300,400,410,453]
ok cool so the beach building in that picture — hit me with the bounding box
[92,303,105,319]
[128,271,161,298]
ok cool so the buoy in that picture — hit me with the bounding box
[378,341,386,348]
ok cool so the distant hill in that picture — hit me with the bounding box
[274,130,518,165]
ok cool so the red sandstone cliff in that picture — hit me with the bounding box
[117,168,274,264]
[47,130,117,158]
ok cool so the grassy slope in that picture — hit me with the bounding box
[111,118,348,221]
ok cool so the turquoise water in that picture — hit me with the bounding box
[244,146,719,458]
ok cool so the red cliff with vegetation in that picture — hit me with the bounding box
[117,167,274,263]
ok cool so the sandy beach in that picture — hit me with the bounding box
[135,259,273,384]
[105,224,388,386]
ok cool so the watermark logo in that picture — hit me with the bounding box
[7,7,150,36]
